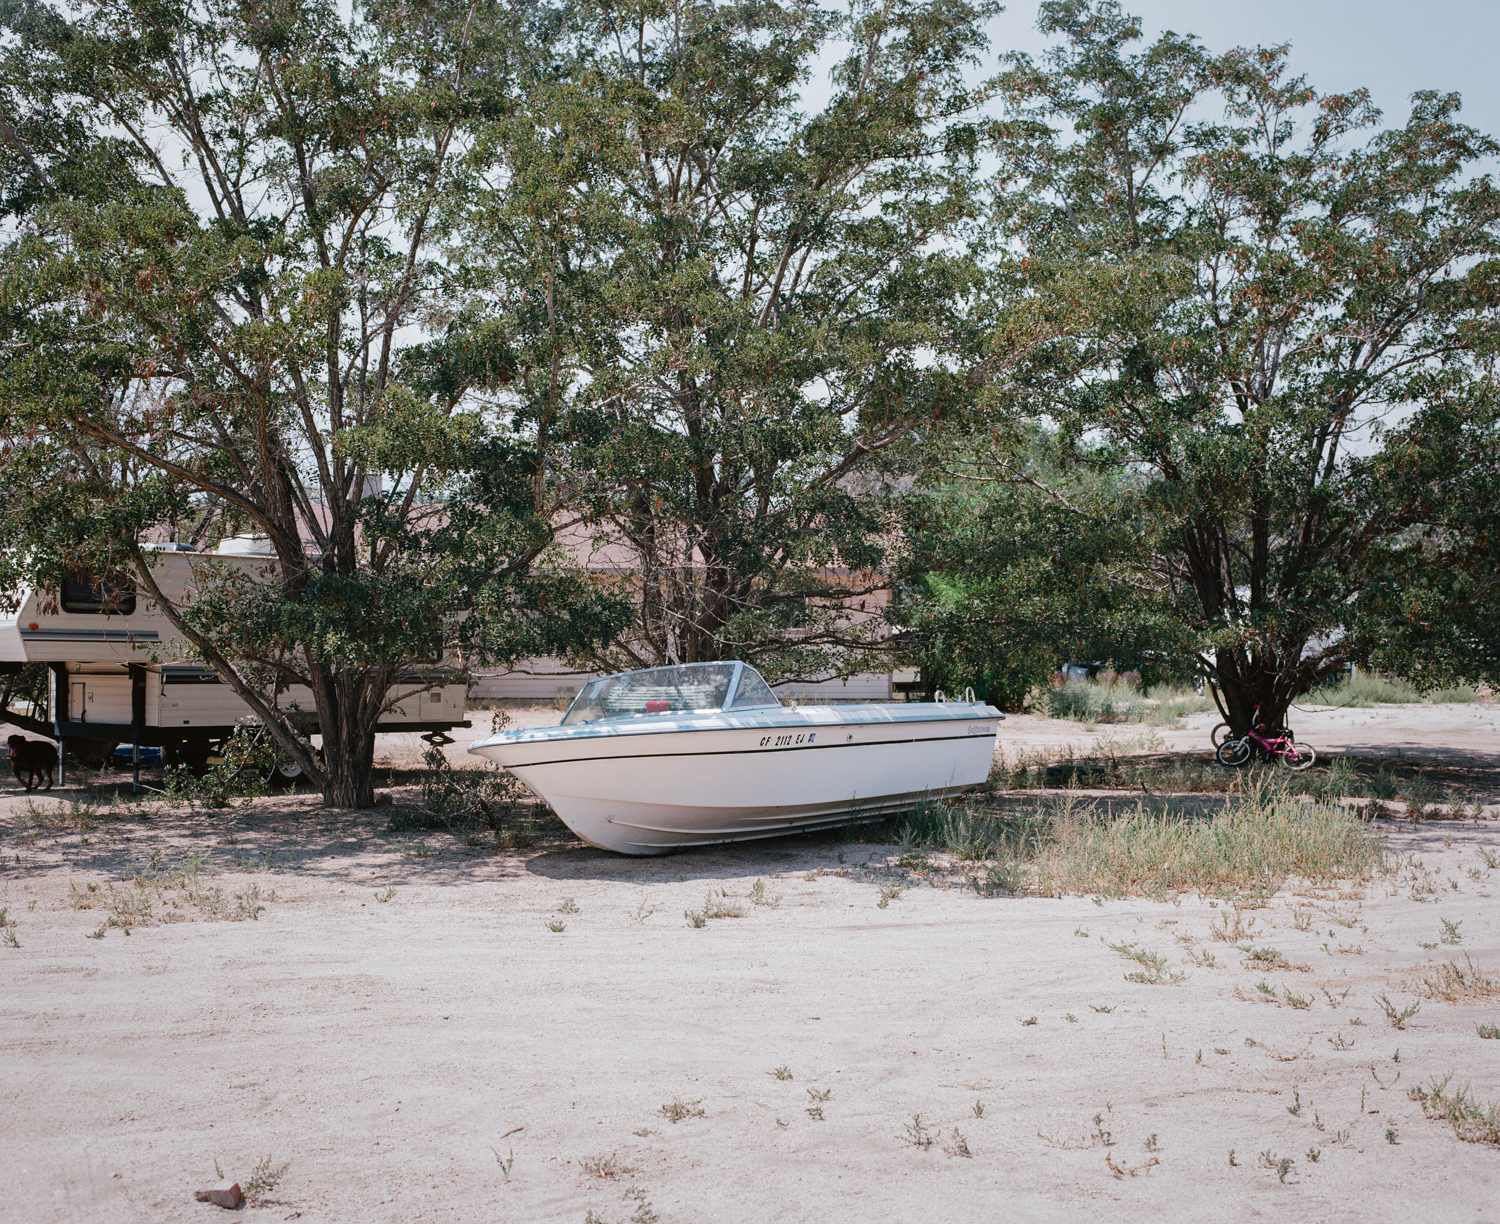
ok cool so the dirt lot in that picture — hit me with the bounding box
[2,702,1498,1223]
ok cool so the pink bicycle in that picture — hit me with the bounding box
[1215,707,1316,770]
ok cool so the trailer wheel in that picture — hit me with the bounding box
[265,745,323,790]
[264,757,305,790]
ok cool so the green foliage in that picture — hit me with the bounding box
[457,0,1009,682]
[897,797,1004,861]
[1410,1077,1500,1147]
[160,722,275,809]
[917,1,1500,732]
[1303,672,1478,707]
[895,424,1199,708]
[1042,679,1212,724]
[0,0,628,806]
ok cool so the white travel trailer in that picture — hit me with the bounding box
[0,541,469,777]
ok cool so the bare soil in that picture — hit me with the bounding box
[2,701,1498,1223]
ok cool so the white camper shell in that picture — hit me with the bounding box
[0,544,469,767]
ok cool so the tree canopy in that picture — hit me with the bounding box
[904,0,1500,727]
[0,0,629,805]
[457,0,1049,683]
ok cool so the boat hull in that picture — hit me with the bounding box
[468,704,1000,854]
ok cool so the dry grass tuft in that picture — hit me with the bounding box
[1410,1077,1500,1146]
[583,1152,634,1179]
[1031,792,1384,899]
[1414,955,1500,1003]
[69,853,277,933]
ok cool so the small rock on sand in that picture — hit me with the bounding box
[193,1180,243,1208]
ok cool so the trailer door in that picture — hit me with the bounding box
[70,680,86,722]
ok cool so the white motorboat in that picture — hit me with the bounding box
[467,661,1002,855]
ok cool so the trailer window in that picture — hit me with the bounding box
[61,572,137,615]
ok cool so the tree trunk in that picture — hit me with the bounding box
[1215,648,1292,739]
[322,724,376,809]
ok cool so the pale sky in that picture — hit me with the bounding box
[988,1,1500,142]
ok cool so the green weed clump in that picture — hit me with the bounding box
[896,798,1007,861]
[1410,1077,1500,1146]
[872,778,1381,901]
[1415,955,1500,1003]
[1296,757,1359,801]
[1426,685,1478,704]
[242,1154,290,1205]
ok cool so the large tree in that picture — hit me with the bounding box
[0,0,628,806]
[893,424,1192,709]
[931,0,1500,732]
[458,0,1044,683]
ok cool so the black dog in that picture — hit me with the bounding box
[8,735,57,792]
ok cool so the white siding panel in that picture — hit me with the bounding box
[470,658,594,703]
[154,681,251,728]
[80,675,132,724]
[778,673,892,703]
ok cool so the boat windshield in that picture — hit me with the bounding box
[561,662,781,725]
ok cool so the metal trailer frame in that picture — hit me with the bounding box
[0,661,472,791]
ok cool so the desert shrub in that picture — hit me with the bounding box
[1305,673,1422,707]
[870,777,1383,902]
[1410,1077,1500,1146]
[161,723,275,808]
[1287,756,1358,801]
[896,798,1002,861]
[1142,684,1217,724]
[878,797,1050,862]
[1046,679,1213,725]
[388,740,548,849]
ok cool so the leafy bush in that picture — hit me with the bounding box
[161,723,275,808]
[388,742,541,849]
[896,798,1003,861]
[1044,680,1146,723]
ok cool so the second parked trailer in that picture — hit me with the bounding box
[0,541,470,779]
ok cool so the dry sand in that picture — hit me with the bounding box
[2,702,1498,1223]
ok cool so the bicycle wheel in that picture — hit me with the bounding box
[1210,722,1231,748]
[1280,743,1316,771]
[1216,737,1252,767]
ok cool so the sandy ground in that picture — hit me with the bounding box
[2,702,1498,1223]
